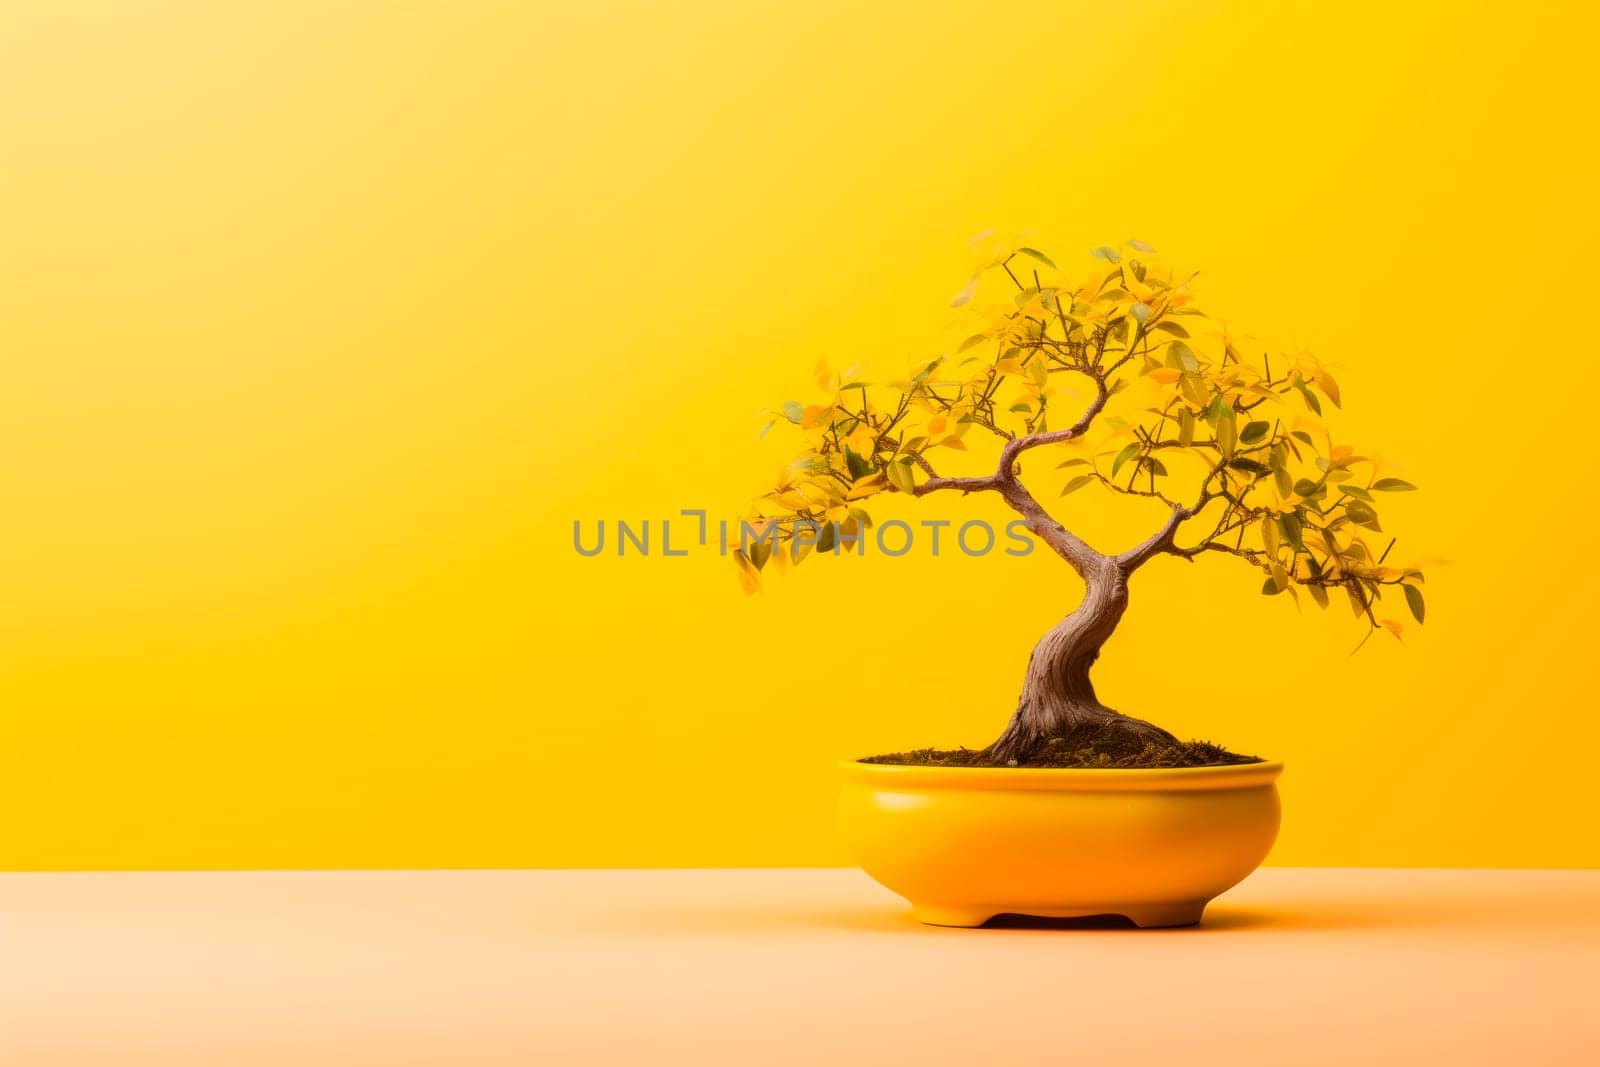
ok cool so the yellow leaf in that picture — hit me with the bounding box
[734,553,762,595]
[1261,516,1280,557]
[775,491,810,511]
[844,473,886,500]
[1315,369,1342,407]
[799,481,843,506]
[1378,618,1404,640]
[950,275,979,308]
[884,461,917,495]
[1307,528,1342,558]
[845,426,877,456]
[814,360,839,392]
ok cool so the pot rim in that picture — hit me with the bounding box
[839,757,1283,793]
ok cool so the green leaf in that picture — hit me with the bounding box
[1178,409,1195,448]
[1055,457,1091,469]
[1339,484,1374,501]
[1273,464,1293,499]
[1345,500,1382,531]
[1090,245,1122,263]
[1308,583,1330,609]
[759,419,777,440]
[1152,320,1190,338]
[1228,458,1271,476]
[958,333,988,352]
[1293,378,1322,415]
[1261,577,1284,596]
[1403,583,1426,624]
[1372,478,1419,492]
[1008,402,1033,413]
[1216,411,1237,458]
[844,448,872,480]
[1128,238,1157,253]
[885,460,917,495]
[1279,512,1305,551]
[782,401,804,424]
[1239,420,1271,445]
[1111,442,1141,478]
[1142,456,1169,477]
[1293,478,1323,498]
[1131,302,1151,324]
[1166,340,1200,373]
[1028,357,1050,388]
[1061,474,1095,495]
[1178,372,1207,408]
[1017,247,1057,269]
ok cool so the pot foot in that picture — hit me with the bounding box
[1122,901,1207,928]
[912,906,995,928]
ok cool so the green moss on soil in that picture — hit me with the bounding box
[862,737,1261,769]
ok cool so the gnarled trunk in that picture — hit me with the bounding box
[988,558,1176,763]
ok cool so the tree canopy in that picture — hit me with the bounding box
[738,235,1425,644]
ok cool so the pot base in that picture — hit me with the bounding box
[913,900,1206,929]
[841,759,1283,933]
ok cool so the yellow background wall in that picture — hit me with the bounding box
[3,2,1597,869]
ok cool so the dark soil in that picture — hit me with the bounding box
[862,736,1261,769]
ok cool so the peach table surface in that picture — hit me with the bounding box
[2,867,1597,1065]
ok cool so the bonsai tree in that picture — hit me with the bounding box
[738,237,1426,766]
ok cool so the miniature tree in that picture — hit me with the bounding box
[739,237,1426,765]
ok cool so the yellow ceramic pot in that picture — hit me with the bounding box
[838,759,1282,927]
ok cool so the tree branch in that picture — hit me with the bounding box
[909,371,1115,573]
[998,375,1109,472]
[999,477,1107,575]
[1116,501,1201,570]
[1115,466,1226,571]
[913,473,1002,496]
[908,453,1005,496]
